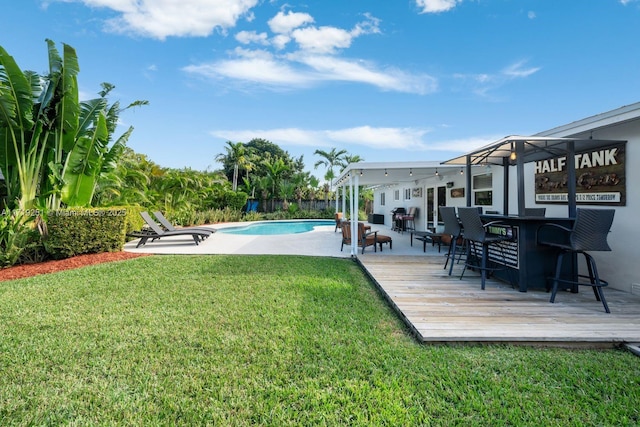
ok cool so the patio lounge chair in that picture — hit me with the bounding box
[152,211,216,233]
[341,221,377,254]
[340,222,392,253]
[130,212,212,248]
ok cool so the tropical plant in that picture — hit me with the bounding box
[344,153,364,165]
[93,148,152,206]
[0,210,31,267]
[313,147,347,184]
[0,43,57,210]
[308,176,320,210]
[255,176,271,213]
[58,84,147,207]
[215,141,250,191]
[0,40,147,210]
[262,157,290,211]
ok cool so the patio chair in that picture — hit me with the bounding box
[153,211,216,233]
[537,208,614,313]
[399,207,418,233]
[340,221,378,254]
[132,212,212,248]
[334,212,343,232]
[458,207,514,290]
[440,206,465,276]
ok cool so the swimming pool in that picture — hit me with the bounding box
[218,220,334,235]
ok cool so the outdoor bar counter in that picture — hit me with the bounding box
[479,214,575,292]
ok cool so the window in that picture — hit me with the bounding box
[394,189,400,201]
[473,173,493,206]
[474,190,493,205]
[404,188,411,200]
[380,192,386,206]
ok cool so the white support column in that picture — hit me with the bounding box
[349,175,357,256]
[342,186,347,215]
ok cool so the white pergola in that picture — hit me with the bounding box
[334,161,462,257]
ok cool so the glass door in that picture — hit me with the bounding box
[426,187,434,231]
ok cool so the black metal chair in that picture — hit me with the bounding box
[440,206,465,276]
[537,208,614,313]
[524,208,546,217]
[458,207,513,290]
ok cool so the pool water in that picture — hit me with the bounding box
[218,220,334,235]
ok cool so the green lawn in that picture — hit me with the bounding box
[1,255,638,425]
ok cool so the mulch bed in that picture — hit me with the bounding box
[0,251,151,282]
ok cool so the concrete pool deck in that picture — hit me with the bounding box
[123,221,436,258]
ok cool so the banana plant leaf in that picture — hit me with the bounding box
[61,111,109,206]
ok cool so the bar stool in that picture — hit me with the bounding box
[439,206,465,276]
[400,207,417,233]
[537,208,614,313]
[458,207,514,290]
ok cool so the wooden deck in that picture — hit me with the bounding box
[357,255,640,347]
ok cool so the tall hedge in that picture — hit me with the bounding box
[44,208,128,259]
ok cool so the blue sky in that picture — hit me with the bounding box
[2,0,640,176]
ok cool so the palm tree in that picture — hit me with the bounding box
[215,141,248,191]
[308,176,320,210]
[344,154,364,165]
[313,148,347,185]
[262,157,290,212]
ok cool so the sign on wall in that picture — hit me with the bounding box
[534,142,626,206]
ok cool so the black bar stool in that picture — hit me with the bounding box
[458,207,514,290]
[537,208,614,313]
[439,206,465,276]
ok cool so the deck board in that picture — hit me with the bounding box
[357,255,640,346]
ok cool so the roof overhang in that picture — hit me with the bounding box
[441,135,626,166]
[335,161,465,187]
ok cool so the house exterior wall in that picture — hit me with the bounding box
[528,117,640,294]
[373,106,640,295]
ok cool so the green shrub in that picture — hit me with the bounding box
[242,211,264,222]
[224,191,248,211]
[120,205,145,235]
[16,227,48,265]
[43,208,127,259]
[0,211,33,268]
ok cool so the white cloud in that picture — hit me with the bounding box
[55,0,260,39]
[290,13,380,54]
[428,135,505,153]
[210,126,434,151]
[271,34,291,50]
[291,26,354,54]
[183,48,315,88]
[185,48,437,94]
[268,10,314,34]
[502,60,540,78]
[185,12,427,92]
[416,0,461,14]
[325,127,430,150]
[235,30,269,45]
[528,11,537,19]
[183,11,421,93]
[453,59,540,98]
[294,55,437,94]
